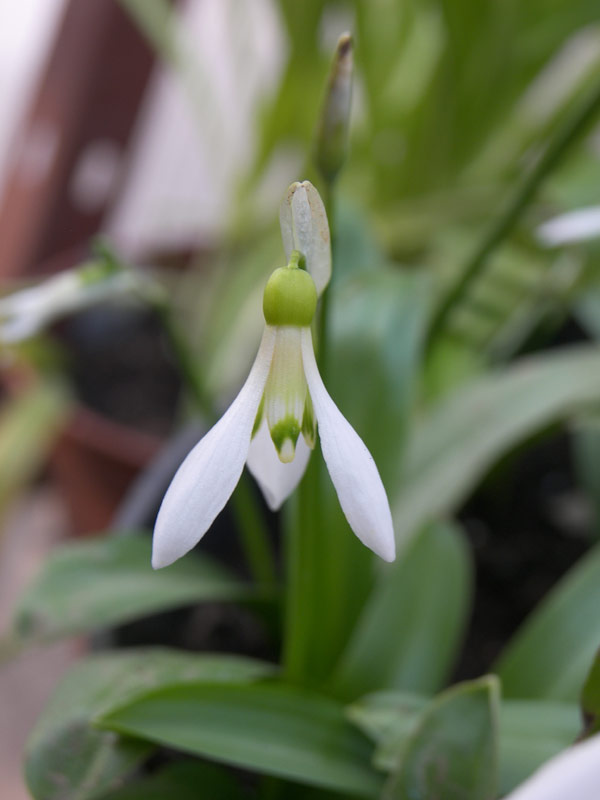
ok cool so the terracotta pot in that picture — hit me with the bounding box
[4,247,179,537]
[51,404,162,535]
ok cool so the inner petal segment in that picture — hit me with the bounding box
[264,326,308,463]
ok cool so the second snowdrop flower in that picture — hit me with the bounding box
[153,181,395,569]
[0,260,141,344]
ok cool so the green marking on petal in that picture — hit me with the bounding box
[302,393,316,449]
[251,394,265,438]
[270,416,301,463]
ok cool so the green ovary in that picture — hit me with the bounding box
[262,261,317,327]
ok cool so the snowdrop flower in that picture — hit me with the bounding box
[503,732,600,800]
[537,206,600,247]
[0,261,140,344]
[153,181,395,568]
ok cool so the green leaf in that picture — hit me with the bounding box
[97,682,383,798]
[496,542,600,701]
[26,649,273,800]
[581,648,600,737]
[0,381,69,518]
[381,677,499,800]
[9,534,252,647]
[284,253,431,685]
[330,267,431,490]
[498,699,579,794]
[347,691,428,770]
[349,691,578,796]
[427,74,600,345]
[434,242,584,364]
[333,522,472,697]
[572,412,600,539]
[395,345,600,544]
[96,761,241,800]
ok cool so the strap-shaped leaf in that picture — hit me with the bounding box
[25,649,274,800]
[496,543,600,701]
[8,535,253,649]
[380,677,500,800]
[284,262,430,683]
[394,345,600,544]
[0,381,69,513]
[94,761,241,799]
[581,648,600,737]
[97,682,383,797]
[334,522,472,697]
[348,691,579,796]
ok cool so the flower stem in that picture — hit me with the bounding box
[156,301,277,587]
[283,178,336,683]
[231,475,277,587]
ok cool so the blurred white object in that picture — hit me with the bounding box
[523,26,600,123]
[108,0,285,257]
[0,1,65,200]
[0,265,142,343]
[537,206,600,246]
[504,733,600,800]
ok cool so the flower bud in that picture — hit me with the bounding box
[315,32,353,183]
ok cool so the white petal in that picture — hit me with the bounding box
[246,419,311,511]
[152,327,276,568]
[279,181,331,296]
[0,284,56,342]
[504,733,600,800]
[0,271,138,343]
[300,328,395,561]
[537,206,600,246]
[0,312,44,343]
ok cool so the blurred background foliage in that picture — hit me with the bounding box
[4,0,600,797]
[141,0,600,407]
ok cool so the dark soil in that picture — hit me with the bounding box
[454,315,594,679]
[455,431,590,680]
[59,305,181,436]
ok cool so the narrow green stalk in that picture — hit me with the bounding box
[283,178,336,683]
[428,79,600,344]
[282,482,308,680]
[156,302,277,587]
[232,476,277,587]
